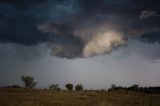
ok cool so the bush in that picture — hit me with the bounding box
[75,84,83,91]
[65,83,73,90]
[128,84,139,91]
[3,85,22,88]
[49,84,60,90]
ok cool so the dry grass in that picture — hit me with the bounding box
[0,88,160,106]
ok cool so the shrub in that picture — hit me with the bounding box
[65,83,73,90]
[49,84,60,90]
[75,84,83,91]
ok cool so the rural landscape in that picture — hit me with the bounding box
[0,76,160,106]
[1,0,160,106]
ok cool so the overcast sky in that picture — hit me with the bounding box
[0,0,160,89]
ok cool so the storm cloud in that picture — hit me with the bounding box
[0,0,160,58]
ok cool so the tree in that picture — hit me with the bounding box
[108,84,116,91]
[128,84,139,91]
[65,83,73,90]
[21,76,37,88]
[49,84,60,90]
[75,84,83,91]
[111,84,116,89]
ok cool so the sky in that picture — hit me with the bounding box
[0,0,160,89]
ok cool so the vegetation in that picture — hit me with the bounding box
[75,84,83,91]
[128,84,139,91]
[49,84,60,90]
[111,84,116,91]
[21,76,37,88]
[65,83,73,90]
[0,88,160,106]
[108,84,160,94]
[1,76,160,106]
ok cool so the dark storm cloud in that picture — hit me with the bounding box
[0,0,160,58]
[0,1,48,45]
[0,0,75,45]
[0,0,63,10]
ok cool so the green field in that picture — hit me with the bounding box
[0,88,160,106]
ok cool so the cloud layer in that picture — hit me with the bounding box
[140,10,159,19]
[0,0,160,58]
[83,31,125,57]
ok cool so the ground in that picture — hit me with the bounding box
[0,88,160,106]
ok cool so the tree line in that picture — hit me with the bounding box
[21,76,83,91]
[108,84,160,94]
[1,75,160,94]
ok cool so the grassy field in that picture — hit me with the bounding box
[0,88,160,106]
